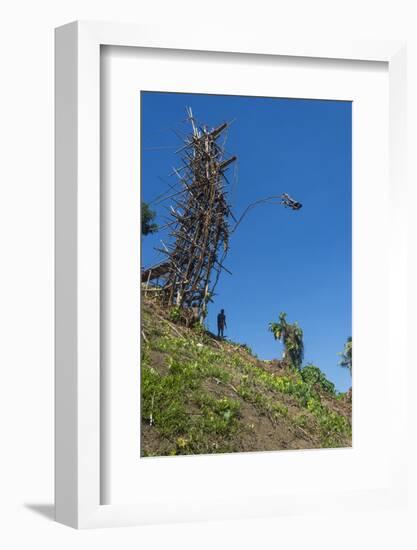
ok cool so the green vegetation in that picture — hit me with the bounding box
[301,364,336,396]
[141,298,352,457]
[269,312,304,369]
[168,305,182,323]
[339,336,352,375]
[142,333,242,455]
[141,201,158,236]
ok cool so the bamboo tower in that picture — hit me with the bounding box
[142,107,236,318]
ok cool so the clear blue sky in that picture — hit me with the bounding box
[141,91,352,392]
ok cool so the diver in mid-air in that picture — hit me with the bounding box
[281,193,303,211]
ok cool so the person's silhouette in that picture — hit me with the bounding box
[217,309,227,338]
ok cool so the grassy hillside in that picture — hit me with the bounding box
[141,295,352,457]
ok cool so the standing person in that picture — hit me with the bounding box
[217,309,227,339]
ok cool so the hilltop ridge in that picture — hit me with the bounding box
[141,295,352,457]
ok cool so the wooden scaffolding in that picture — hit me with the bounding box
[143,107,237,319]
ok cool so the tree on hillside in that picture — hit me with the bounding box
[269,312,304,370]
[338,337,352,375]
[142,201,158,236]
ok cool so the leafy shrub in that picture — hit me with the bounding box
[168,306,182,323]
[301,364,336,395]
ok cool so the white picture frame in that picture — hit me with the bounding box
[55,21,407,529]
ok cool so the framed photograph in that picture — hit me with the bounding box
[55,21,407,528]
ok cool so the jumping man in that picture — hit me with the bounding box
[281,193,303,210]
